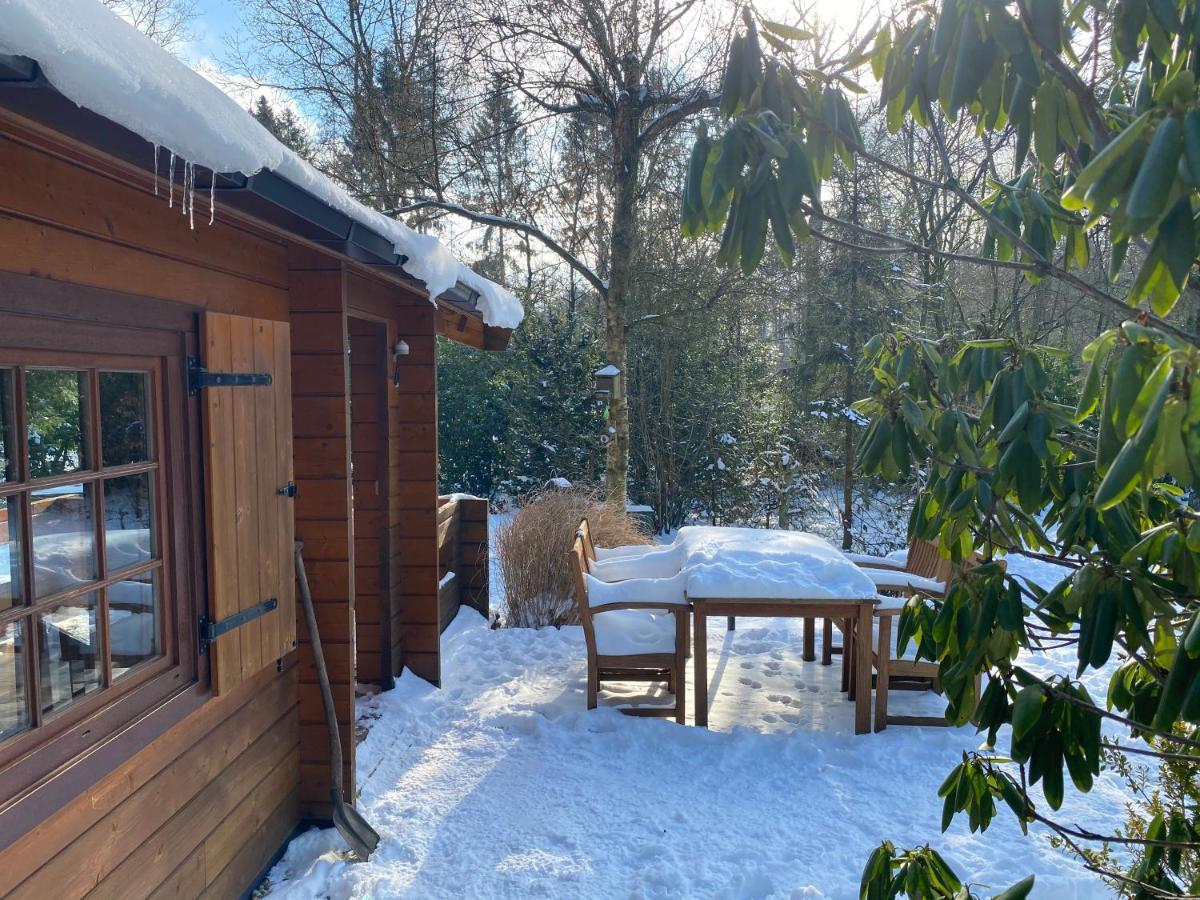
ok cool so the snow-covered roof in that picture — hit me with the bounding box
[0,0,524,330]
[594,365,621,377]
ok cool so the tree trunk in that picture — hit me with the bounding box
[841,168,862,552]
[603,68,643,505]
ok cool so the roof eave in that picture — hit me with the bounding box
[0,52,510,349]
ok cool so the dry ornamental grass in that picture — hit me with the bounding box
[496,488,651,628]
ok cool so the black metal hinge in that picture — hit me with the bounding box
[198,597,278,654]
[188,356,272,396]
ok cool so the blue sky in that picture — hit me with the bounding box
[185,0,241,65]
[181,1,319,127]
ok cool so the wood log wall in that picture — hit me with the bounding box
[288,247,356,817]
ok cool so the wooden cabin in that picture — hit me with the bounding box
[0,22,515,900]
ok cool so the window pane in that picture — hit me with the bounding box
[31,484,96,598]
[38,594,101,715]
[0,369,15,482]
[109,570,159,679]
[104,473,154,571]
[26,369,91,478]
[0,619,27,741]
[0,495,21,611]
[100,372,151,467]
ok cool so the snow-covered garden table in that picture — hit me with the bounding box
[673,527,880,734]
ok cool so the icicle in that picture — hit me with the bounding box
[167,152,175,209]
[181,160,188,217]
[208,179,216,226]
[187,162,195,230]
[152,144,159,196]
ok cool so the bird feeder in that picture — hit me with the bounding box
[593,363,621,400]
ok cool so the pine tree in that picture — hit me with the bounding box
[250,96,311,159]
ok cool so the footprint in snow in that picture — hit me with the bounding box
[739,661,754,669]
[738,677,762,689]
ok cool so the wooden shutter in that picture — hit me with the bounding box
[200,311,296,695]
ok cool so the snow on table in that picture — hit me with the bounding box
[674,526,878,601]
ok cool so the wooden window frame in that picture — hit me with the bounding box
[0,281,201,809]
[0,351,173,748]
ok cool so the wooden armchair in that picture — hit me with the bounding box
[576,518,691,654]
[567,533,690,723]
[846,540,990,731]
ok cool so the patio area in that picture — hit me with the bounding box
[262,545,1127,898]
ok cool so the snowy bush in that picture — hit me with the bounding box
[495,488,651,628]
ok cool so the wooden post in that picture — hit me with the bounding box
[841,617,852,693]
[854,602,873,735]
[457,497,490,617]
[694,603,709,728]
[875,614,891,733]
[390,294,440,686]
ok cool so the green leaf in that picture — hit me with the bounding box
[1126,115,1183,234]
[1146,0,1182,32]
[739,187,768,275]
[948,12,995,116]
[719,35,746,118]
[1183,111,1200,186]
[992,875,1036,900]
[1032,83,1059,166]
[766,179,796,268]
[1025,0,1062,50]
[1159,197,1197,294]
[1011,685,1045,743]
[1155,647,1200,731]
[1094,367,1171,509]
[760,19,816,42]
[1062,112,1151,208]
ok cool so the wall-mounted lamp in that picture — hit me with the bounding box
[392,340,410,387]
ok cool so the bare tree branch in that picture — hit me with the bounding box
[389,198,607,294]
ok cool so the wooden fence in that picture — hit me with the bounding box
[436,495,489,632]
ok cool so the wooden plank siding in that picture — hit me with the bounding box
[0,122,305,900]
[435,496,490,633]
[456,497,490,620]
[0,663,300,899]
[346,273,441,686]
[348,317,389,687]
[289,247,356,816]
[0,114,290,322]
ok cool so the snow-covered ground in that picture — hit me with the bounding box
[262,527,1128,900]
